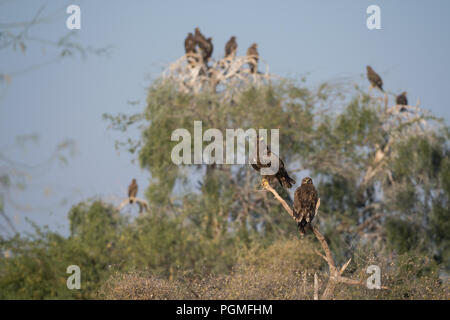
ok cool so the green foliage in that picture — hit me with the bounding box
[0,200,245,298]
[1,75,449,299]
[137,80,315,207]
[99,240,448,300]
[0,201,125,299]
[385,217,422,253]
[386,134,450,267]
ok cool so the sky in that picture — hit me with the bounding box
[0,0,449,236]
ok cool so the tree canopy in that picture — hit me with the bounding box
[1,62,449,299]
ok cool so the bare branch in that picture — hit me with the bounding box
[340,258,352,275]
[261,180,368,299]
[162,54,272,98]
[313,273,319,300]
[117,197,149,214]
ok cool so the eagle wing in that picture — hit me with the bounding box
[367,68,383,91]
[294,184,318,233]
[247,46,258,60]
[194,28,206,43]
[396,93,407,106]
[246,46,259,73]
[225,38,237,57]
[206,39,213,59]
[251,142,295,189]
[128,183,137,198]
[275,157,296,189]
[197,37,213,61]
[184,34,196,54]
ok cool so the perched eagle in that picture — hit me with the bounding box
[128,178,138,204]
[246,43,259,74]
[396,91,408,111]
[184,32,196,54]
[366,66,383,92]
[294,177,319,236]
[194,27,206,44]
[194,27,211,61]
[197,36,213,63]
[251,136,296,189]
[225,36,237,58]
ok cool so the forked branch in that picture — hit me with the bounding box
[117,197,149,214]
[262,181,365,299]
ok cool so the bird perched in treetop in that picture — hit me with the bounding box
[196,36,213,63]
[366,65,383,92]
[194,27,206,44]
[184,32,196,54]
[246,43,259,74]
[225,36,237,58]
[396,91,408,111]
[251,135,296,189]
[294,177,319,236]
[128,178,138,204]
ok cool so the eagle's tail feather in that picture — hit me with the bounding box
[287,176,296,187]
[297,220,306,237]
[297,210,313,236]
[278,170,296,189]
[280,177,296,189]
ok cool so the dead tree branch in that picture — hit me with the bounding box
[117,197,149,214]
[262,181,366,299]
[162,54,272,99]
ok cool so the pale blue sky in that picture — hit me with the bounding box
[1,0,449,236]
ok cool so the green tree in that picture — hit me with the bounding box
[106,70,449,269]
[1,53,448,299]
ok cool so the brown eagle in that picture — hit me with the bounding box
[246,43,259,74]
[128,178,138,204]
[194,28,212,61]
[184,32,196,54]
[294,177,319,236]
[396,91,408,111]
[194,27,206,44]
[251,136,296,189]
[366,66,383,92]
[196,36,213,63]
[225,36,237,58]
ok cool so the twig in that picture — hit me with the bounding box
[314,273,319,300]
